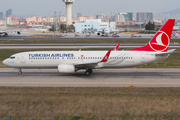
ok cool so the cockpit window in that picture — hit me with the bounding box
[10,56,15,59]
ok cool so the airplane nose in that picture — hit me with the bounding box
[2,59,8,65]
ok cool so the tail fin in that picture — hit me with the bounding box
[25,21,30,25]
[131,19,175,52]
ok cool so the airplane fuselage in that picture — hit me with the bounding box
[3,51,169,69]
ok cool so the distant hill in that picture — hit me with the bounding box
[163,8,180,14]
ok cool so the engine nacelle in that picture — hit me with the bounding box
[57,64,75,74]
[17,31,21,35]
[97,32,101,35]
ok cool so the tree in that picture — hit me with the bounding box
[67,25,75,32]
[60,24,66,31]
[145,21,155,30]
[50,24,66,32]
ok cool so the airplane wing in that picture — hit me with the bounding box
[74,50,111,69]
[110,29,119,33]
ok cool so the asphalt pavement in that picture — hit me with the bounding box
[0,68,180,87]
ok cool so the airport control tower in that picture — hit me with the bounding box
[63,0,75,26]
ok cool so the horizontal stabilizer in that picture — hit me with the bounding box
[155,49,175,56]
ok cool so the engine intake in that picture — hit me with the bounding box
[17,31,21,35]
[57,64,75,74]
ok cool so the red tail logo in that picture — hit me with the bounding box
[149,31,170,52]
[131,19,175,52]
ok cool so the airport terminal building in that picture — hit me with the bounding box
[74,19,116,33]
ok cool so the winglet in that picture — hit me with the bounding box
[114,44,120,51]
[100,50,111,62]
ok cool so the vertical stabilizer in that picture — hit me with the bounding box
[131,19,175,52]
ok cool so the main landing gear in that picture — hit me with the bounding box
[3,33,8,37]
[18,69,22,75]
[85,69,92,76]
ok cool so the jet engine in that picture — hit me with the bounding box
[17,31,21,35]
[57,64,75,74]
[3,33,8,37]
[97,32,101,35]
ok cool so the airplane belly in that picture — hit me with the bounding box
[26,59,60,68]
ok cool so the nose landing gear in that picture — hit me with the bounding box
[18,69,22,75]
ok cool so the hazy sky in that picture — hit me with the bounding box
[1,0,180,17]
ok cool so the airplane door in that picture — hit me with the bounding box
[21,55,25,63]
[141,53,145,63]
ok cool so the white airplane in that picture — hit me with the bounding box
[172,31,179,38]
[0,22,21,37]
[3,19,175,76]
[97,19,119,37]
[26,21,51,32]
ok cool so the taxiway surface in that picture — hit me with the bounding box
[0,68,180,87]
[0,31,179,40]
[0,44,179,49]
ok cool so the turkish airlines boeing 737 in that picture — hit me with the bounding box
[2,19,175,76]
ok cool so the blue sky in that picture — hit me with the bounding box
[1,0,180,17]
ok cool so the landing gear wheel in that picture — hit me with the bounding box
[85,69,92,76]
[18,69,22,75]
[3,33,8,37]
[18,71,22,75]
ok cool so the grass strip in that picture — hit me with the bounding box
[0,87,180,119]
